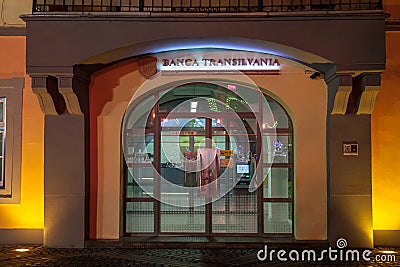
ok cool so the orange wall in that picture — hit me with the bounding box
[384,0,400,18]
[372,30,400,230]
[0,36,44,229]
[0,37,26,76]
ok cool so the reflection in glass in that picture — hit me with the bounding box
[263,168,292,198]
[126,167,153,198]
[264,98,289,128]
[262,135,292,164]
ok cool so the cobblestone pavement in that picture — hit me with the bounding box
[0,246,399,267]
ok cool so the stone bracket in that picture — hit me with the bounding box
[31,74,86,115]
[356,73,381,115]
[331,74,353,115]
[31,75,66,115]
[331,72,381,115]
[58,75,83,115]
[357,86,380,114]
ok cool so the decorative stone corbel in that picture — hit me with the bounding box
[58,75,83,115]
[356,73,381,115]
[331,74,353,115]
[31,75,66,115]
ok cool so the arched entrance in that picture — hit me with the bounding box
[90,48,328,242]
[122,81,293,237]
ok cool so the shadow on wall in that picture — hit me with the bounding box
[88,59,145,239]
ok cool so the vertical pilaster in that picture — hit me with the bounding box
[328,72,381,248]
[32,71,89,248]
[44,114,85,247]
[329,114,373,248]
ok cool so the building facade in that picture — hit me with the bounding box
[0,0,399,248]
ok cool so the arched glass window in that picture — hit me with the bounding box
[122,82,293,236]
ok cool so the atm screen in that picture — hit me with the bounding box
[237,164,250,174]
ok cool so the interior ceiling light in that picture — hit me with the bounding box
[191,101,198,109]
[227,85,236,91]
[15,248,30,252]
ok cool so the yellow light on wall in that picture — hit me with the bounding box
[381,250,397,254]
[372,32,400,235]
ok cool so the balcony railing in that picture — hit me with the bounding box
[33,0,383,13]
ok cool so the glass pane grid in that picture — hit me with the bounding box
[161,203,206,232]
[125,130,155,198]
[212,193,257,233]
[126,202,154,233]
[126,167,154,198]
[263,168,292,198]
[264,202,292,234]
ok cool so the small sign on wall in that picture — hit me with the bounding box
[343,142,359,156]
[220,150,234,157]
[220,158,235,168]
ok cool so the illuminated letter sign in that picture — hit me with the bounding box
[158,56,281,74]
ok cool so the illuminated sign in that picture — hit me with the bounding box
[220,158,235,168]
[220,150,234,157]
[158,57,281,73]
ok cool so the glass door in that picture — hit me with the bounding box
[211,116,259,235]
[159,117,207,234]
[156,114,260,236]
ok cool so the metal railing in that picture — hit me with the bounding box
[32,0,383,13]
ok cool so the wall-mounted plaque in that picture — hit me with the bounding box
[343,142,358,156]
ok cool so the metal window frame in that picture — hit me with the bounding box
[0,98,5,188]
[0,78,23,203]
[0,131,4,188]
[0,98,6,127]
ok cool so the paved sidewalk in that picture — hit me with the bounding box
[0,246,399,267]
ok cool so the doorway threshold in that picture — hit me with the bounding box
[86,237,328,249]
